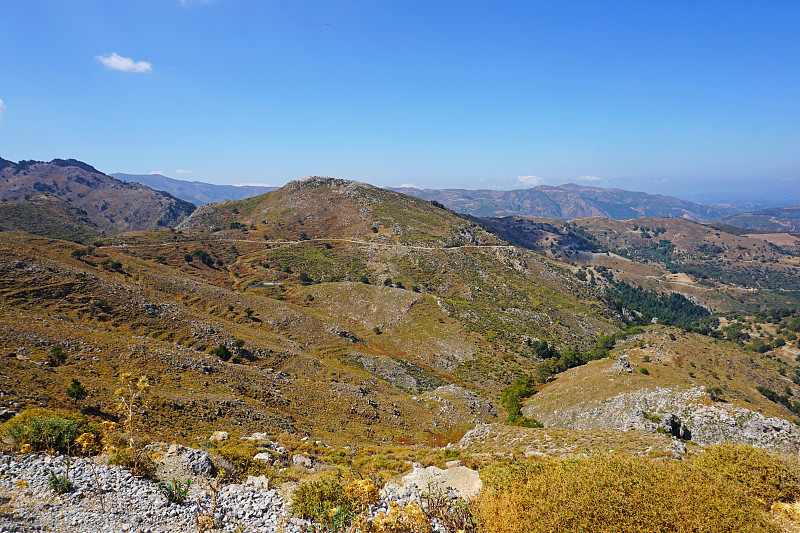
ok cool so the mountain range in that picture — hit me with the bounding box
[390,183,745,221]
[112,172,276,206]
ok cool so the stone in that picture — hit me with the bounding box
[242,432,273,447]
[209,431,229,443]
[253,452,272,463]
[444,460,463,469]
[398,465,482,499]
[292,454,313,468]
[245,475,270,490]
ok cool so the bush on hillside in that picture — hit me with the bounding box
[476,454,785,533]
[3,408,99,454]
[692,443,800,507]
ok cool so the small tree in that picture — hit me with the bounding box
[214,344,232,361]
[66,379,87,406]
[115,372,150,448]
[707,387,725,402]
[48,347,67,367]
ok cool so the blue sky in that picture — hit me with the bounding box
[1,1,799,199]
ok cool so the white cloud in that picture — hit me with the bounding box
[578,175,602,182]
[150,170,165,175]
[517,175,545,187]
[234,182,273,187]
[399,183,418,189]
[175,169,192,174]
[97,52,152,73]
[0,98,5,121]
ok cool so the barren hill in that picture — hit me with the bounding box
[0,158,195,234]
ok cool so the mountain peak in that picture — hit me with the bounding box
[285,175,380,194]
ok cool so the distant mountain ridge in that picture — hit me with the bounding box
[715,205,800,233]
[390,183,746,221]
[112,173,276,205]
[0,157,195,235]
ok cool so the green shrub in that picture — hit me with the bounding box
[47,470,73,494]
[48,346,67,367]
[292,476,356,530]
[213,344,232,361]
[640,367,650,375]
[706,387,725,402]
[6,415,79,453]
[158,478,191,504]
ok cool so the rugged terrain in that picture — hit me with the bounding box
[0,158,195,236]
[3,169,800,532]
[477,214,800,311]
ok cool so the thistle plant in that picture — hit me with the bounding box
[115,372,150,447]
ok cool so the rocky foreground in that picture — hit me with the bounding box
[0,448,479,533]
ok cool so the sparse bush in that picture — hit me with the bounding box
[233,339,245,348]
[640,367,650,375]
[115,372,150,448]
[108,446,156,479]
[360,274,370,284]
[292,476,355,527]
[215,441,273,480]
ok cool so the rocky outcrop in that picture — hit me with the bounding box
[525,385,800,451]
